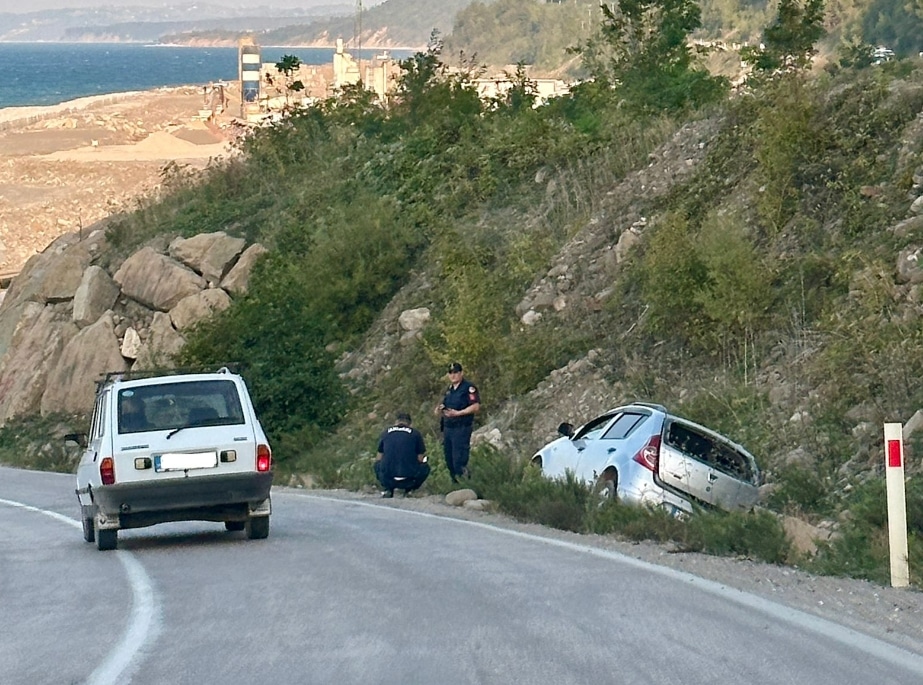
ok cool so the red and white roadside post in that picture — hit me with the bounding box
[884,423,910,588]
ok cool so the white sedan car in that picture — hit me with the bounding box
[532,403,760,515]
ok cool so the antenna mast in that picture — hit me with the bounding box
[357,0,363,84]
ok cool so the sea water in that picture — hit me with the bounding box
[0,42,416,108]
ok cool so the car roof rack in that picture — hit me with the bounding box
[94,364,241,392]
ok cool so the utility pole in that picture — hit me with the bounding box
[357,0,363,85]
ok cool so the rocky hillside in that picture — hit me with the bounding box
[0,229,264,421]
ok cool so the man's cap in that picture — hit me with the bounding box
[448,362,463,373]
[395,411,412,423]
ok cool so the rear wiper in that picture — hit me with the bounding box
[166,426,186,439]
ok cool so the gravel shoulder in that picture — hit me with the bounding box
[288,486,923,656]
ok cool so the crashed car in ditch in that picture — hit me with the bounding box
[531,403,760,515]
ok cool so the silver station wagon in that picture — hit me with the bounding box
[532,403,761,515]
[71,367,273,550]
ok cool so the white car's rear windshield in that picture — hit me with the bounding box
[118,380,245,434]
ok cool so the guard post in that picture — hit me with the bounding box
[884,422,910,587]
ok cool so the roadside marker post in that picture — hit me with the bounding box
[884,422,910,588]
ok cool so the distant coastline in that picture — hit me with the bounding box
[0,43,416,109]
[0,39,424,51]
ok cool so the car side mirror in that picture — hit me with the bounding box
[64,433,88,449]
[558,422,574,438]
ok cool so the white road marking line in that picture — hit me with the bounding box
[0,497,160,685]
[292,492,923,677]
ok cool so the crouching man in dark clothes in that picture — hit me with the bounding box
[374,412,430,498]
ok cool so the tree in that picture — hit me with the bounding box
[275,54,305,108]
[577,0,728,114]
[742,0,826,76]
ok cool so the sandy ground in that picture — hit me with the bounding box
[0,85,242,279]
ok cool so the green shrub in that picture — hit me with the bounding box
[682,508,791,563]
[765,464,832,516]
[806,478,923,584]
[0,413,87,474]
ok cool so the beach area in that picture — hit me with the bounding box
[0,84,241,280]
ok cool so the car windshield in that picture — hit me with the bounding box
[118,380,245,434]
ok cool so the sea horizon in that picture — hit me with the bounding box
[0,42,417,109]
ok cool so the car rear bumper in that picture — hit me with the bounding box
[92,471,273,519]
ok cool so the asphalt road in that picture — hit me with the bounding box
[2,465,922,685]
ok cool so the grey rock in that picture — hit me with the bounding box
[615,228,641,264]
[904,409,923,439]
[220,243,267,295]
[120,327,142,360]
[445,489,478,506]
[398,307,430,332]
[134,312,185,370]
[73,265,120,328]
[0,304,78,422]
[41,312,127,415]
[462,499,492,511]
[169,287,232,331]
[896,246,923,284]
[114,247,207,311]
[169,231,247,283]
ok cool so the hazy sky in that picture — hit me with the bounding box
[0,1,375,12]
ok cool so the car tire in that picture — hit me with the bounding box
[594,472,618,504]
[225,520,246,532]
[81,513,95,543]
[245,515,269,540]
[97,528,117,551]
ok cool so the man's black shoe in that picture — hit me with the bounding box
[381,490,394,498]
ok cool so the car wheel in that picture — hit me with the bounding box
[594,472,618,504]
[245,515,269,540]
[97,528,117,551]
[81,513,95,543]
[225,520,246,532]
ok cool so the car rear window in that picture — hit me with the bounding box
[665,421,754,482]
[600,411,647,440]
[118,380,246,434]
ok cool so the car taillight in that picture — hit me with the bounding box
[632,435,661,472]
[256,444,271,472]
[100,457,116,485]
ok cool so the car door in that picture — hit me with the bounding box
[76,388,110,504]
[575,410,651,484]
[661,419,758,511]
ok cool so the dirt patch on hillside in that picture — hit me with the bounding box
[0,86,241,278]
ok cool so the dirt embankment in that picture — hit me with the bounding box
[0,86,241,281]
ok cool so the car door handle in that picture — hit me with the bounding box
[708,473,718,482]
[607,448,617,454]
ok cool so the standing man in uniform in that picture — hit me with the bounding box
[434,362,481,483]
[374,412,429,498]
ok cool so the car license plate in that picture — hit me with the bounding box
[154,451,218,472]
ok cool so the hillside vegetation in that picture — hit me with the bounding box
[6,0,923,586]
[163,0,923,74]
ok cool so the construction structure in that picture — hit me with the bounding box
[238,38,262,121]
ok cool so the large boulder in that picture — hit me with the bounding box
[169,231,246,284]
[0,303,78,422]
[134,312,186,370]
[41,312,127,415]
[169,287,232,331]
[114,247,207,311]
[73,265,120,327]
[220,243,267,295]
[0,229,105,315]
